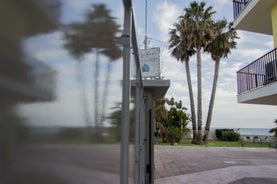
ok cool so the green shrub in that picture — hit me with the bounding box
[215,129,240,142]
[165,126,182,145]
[222,131,240,142]
[215,129,234,140]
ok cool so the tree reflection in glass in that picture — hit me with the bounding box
[63,4,121,141]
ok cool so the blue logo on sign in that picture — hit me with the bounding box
[142,64,150,72]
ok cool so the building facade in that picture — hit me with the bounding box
[233,0,277,105]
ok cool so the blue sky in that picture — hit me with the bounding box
[19,0,277,129]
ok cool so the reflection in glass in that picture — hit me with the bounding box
[0,0,126,183]
[63,3,122,141]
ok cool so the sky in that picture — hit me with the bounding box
[18,0,277,129]
[132,0,277,129]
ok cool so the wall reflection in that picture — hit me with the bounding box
[0,0,129,183]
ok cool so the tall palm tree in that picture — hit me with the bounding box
[203,21,238,143]
[186,1,216,144]
[100,42,121,125]
[84,4,121,128]
[169,23,197,143]
[63,4,121,131]
[169,1,215,144]
[63,24,92,128]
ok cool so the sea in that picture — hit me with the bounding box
[211,127,274,136]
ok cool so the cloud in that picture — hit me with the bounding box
[211,0,229,8]
[153,1,182,41]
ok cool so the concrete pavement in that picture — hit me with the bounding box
[154,146,277,184]
[8,144,277,184]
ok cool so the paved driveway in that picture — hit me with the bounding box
[6,145,277,184]
[154,146,277,184]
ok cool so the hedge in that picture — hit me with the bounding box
[215,129,240,142]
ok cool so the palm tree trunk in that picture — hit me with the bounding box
[76,63,91,138]
[184,61,197,143]
[100,61,112,126]
[75,63,91,126]
[203,60,220,143]
[94,50,100,127]
[94,50,103,142]
[196,48,203,144]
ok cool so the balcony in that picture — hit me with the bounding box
[237,48,277,105]
[237,48,277,94]
[233,0,249,19]
[232,0,275,35]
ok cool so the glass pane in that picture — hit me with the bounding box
[0,0,124,183]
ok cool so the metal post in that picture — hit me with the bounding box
[140,88,146,184]
[120,3,131,184]
[135,69,141,184]
[144,0,148,50]
[144,90,154,184]
[150,97,155,184]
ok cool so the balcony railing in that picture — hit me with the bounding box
[237,48,277,94]
[233,0,249,19]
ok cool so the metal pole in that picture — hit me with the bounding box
[135,69,141,184]
[144,0,148,49]
[120,4,131,184]
[150,97,155,184]
[140,88,146,184]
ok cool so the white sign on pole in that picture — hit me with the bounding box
[139,48,160,78]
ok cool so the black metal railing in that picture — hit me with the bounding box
[233,0,249,19]
[237,48,277,94]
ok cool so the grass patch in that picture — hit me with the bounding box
[155,138,272,148]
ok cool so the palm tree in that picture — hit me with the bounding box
[100,43,121,125]
[169,1,215,144]
[84,4,121,128]
[169,23,197,143]
[203,21,238,143]
[63,24,92,128]
[63,4,121,131]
